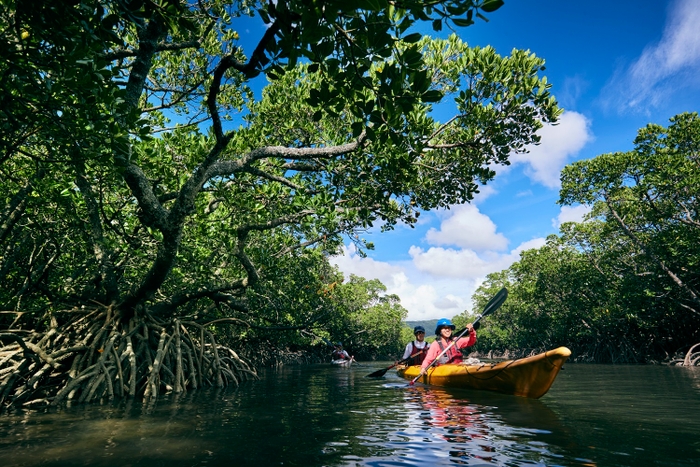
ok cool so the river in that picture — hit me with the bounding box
[1,360,699,466]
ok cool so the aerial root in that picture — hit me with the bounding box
[0,307,257,410]
[682,343,700,366]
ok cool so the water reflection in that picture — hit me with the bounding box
[370,385,593,466]
[0,363,698,466]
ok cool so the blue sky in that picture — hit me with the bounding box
[326,0,700,320]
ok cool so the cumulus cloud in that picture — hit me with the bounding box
[329,244,407,286]
[434,295,463,310]
[424,204,508,251]
[553,205,592,229]
[512,237,547,254]
[510,111,593,189]
[409,246,507,278]
[329,235,547,320]
[600,0,700,113]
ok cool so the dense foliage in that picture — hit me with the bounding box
[468,113,700,363]
[0,0,561,408]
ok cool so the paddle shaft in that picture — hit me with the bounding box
[409,287,508,385]
[366,348,426,377]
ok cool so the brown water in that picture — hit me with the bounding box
[1,362,699,466]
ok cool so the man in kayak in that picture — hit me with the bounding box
[401,326,430,365]
[332,342,352,361]
[420,318,476,372]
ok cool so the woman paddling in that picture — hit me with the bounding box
[420,318,476,372]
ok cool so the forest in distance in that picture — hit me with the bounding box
[1,0,700,412]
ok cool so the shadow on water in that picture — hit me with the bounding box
[0,362,698,466]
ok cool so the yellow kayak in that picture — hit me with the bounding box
[397,346,571,399]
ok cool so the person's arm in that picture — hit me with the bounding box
[420,343,440,371]
[401,342,413,360]
[456,326,477,348]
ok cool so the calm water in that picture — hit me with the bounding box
[1,362,699,466]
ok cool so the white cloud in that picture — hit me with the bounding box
[553,205,592,229]
[512,237,547,254]
[409,246,509,278]
[472,184,498,203]
[329,244,407,286]
[600,0,700,113]
[434,295,462,310]
[510,111,593,189]
[329,236,547,321]
[424,204,508,251]
[558,75,590,110]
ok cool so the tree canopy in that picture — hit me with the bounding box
[0,0,561,407]
[2,0,560,326]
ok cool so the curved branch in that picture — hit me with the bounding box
[206,136,365,179]
[208,21,282,139]
[241,166,306,191]
[122,18,168,111]
[122,165,169,231]
[273,229,343,258]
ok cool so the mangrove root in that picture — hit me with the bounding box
[0,306,257,410]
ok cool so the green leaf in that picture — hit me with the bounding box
[481,0,505,13]
[452,18,475,27]
[402,32,422,44]
[421,90,443,103]
[351,122,364,138]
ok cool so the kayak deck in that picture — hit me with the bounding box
[397,346,571,399]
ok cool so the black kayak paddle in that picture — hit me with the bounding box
[365,349,425,378]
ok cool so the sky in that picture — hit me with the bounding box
[324,0,700,320]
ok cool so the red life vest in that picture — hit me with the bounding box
[435,338,463,365]
[408,341,428,365]
[332,349,349,360]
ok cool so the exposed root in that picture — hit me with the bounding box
[682,343,700,366]
[0,306,257,410]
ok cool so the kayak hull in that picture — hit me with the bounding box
[331,359,352,367]
[397,346,571,399]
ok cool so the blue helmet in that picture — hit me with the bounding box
[435,318,455,335]
[413,325,425,335]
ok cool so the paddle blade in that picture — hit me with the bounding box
[480,287,508,319]
[366,368,389,378]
